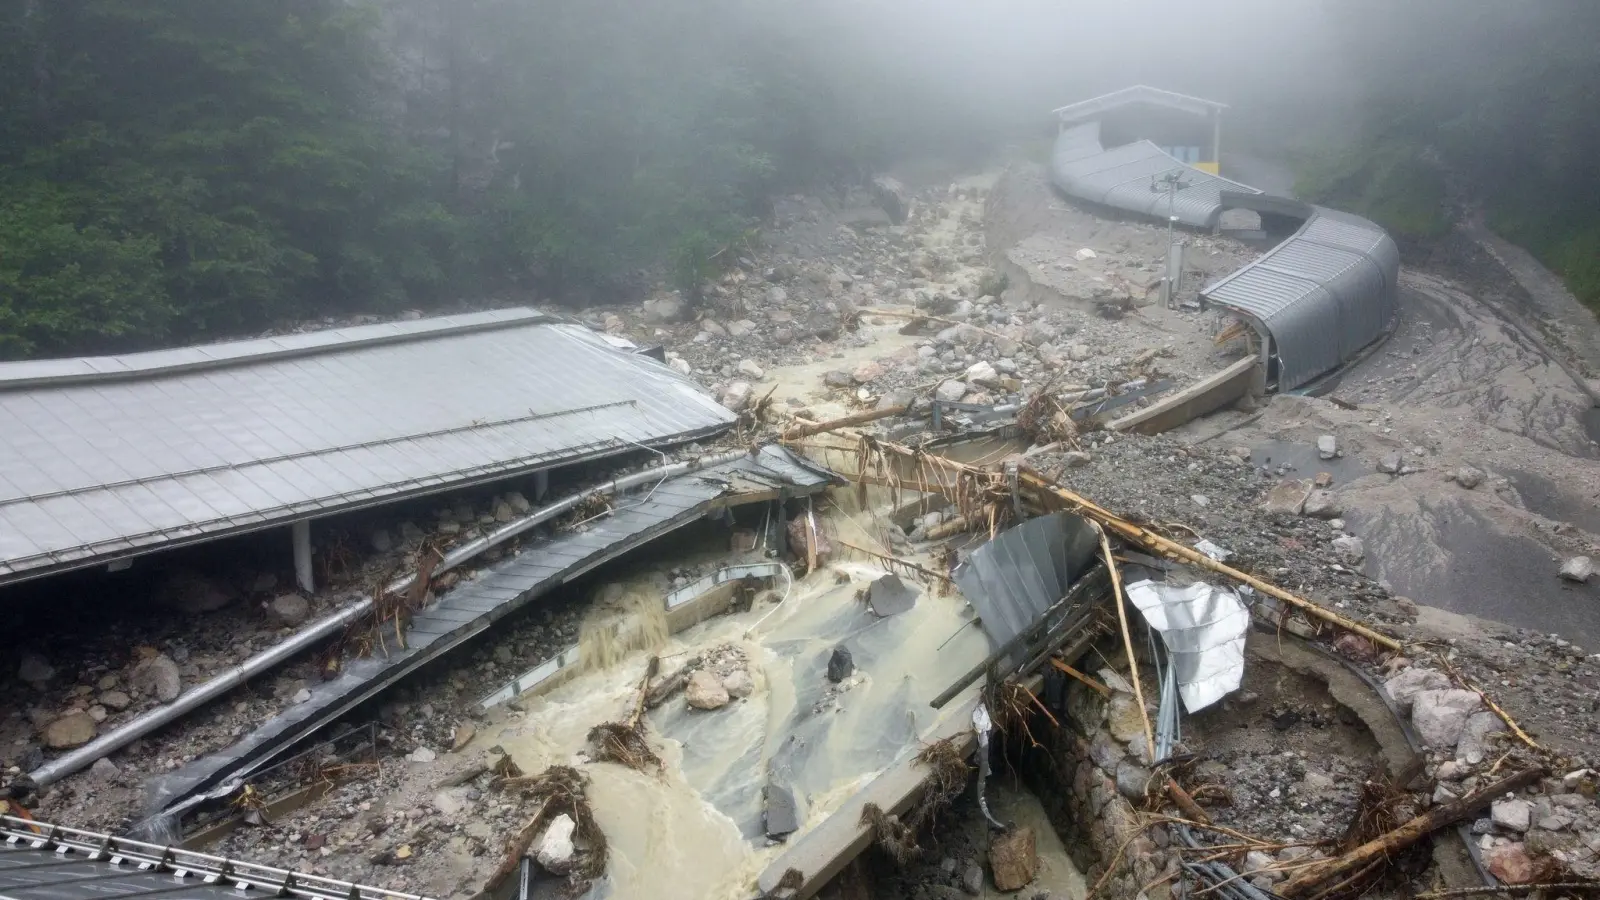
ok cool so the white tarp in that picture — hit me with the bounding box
[1124,579,1249,712]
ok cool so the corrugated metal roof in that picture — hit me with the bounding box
[953,512,1100,657]
[1053,84,1227,122]
[1,814,433,900]
[1051,123,1262,229]
[0,310,736,586]
[142,448,833,816]
[1202,206,1399,390]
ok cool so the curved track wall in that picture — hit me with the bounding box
[1050,123,1400,391]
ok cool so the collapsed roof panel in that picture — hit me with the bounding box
[1051,122,1262,229]
[0,310,735,586]
[142,448,833,818]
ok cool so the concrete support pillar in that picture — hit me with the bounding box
[534,470,549,503]
[292,519,314,595]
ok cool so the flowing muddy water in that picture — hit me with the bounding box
[475,502,992,899]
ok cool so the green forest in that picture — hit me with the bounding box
[3,0,1599,360]
[1296,0,1600,309]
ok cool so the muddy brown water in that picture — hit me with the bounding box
[477,502,996,900]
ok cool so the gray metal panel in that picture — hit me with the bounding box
[1,817,436,900]
[0,313,737,585]
[953,513,1100,652]
[1202,205,1399,390]
[141,449,832,815]
[1051,125,1261,229]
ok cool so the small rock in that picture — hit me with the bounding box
[720,380,754,412]
[1377,452,1402,474]
[1228,446,1252,462]
[506,492,531,514]
[1486,843,1534,883]
[852,361,886,383]
[1332,632,1377,662]
[1454,466,1484,489]
[432,789,465,816]
[823,370,855,389]
[451,723,476,751]
[1316,435,1337,460]
[42,710,97,749]
[737,359,765,379]
[642,293,688,323]
[827,646,855,683]
[408,747,437,763]
[686,670,731,710]
[1074,247,1097,261]
[1332,534,1365,565]
[1455,711,1501,765]
[1066,343,1092,362]
[17,653,54,689]
[88,757,119,781]
[292,688,312,704]
[990,826,1039,892]
[1190,494,1209,507]
[1491,798,1532,833]
[1115,759,1152,800]
[535,814,577,874]
[962,864,985,895]
[370,528,394,553]
[99,690,131,711]
[1301,490,1342,519]
[268,593,311,628]
[1244,850,1282,882]
[936,380,968,402]
[723,669,755,698]
[1301,770,1336,793]
[493,501,514,523]
[1261,479,1310,515]
[1559,556,1593,583]
[965,361,998,384]
[130,654,183,703]
[1062,451,1093,468]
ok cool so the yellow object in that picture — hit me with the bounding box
[1192,161,1220,175]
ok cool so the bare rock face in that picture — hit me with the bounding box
[130,654,183,703]
[989,826,1038,892]
[43,710,97,749]
[686,670,730,710]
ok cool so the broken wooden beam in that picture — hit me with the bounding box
[782,405,909,440]
[1017,471,1402,653]
[1276,767,1545,898]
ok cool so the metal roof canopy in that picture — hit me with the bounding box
[1051,122,1262,229]
[1201,205,1400,391]
[1053,84,1228,123]
[0,309,736,587]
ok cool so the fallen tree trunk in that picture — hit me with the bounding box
[1277,767,1544,898]
[783,405,908,439]
[1018,471,1402,653]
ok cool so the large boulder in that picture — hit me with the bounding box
[872,176,910,225]
[1411,688,1483,748]
[989,826,1039,891]
[642,293,688,323]
[535,814,577,874]
[686,670,730,710]
[1383,667,1451,711]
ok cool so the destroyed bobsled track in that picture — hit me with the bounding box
[5,86,1600,900]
